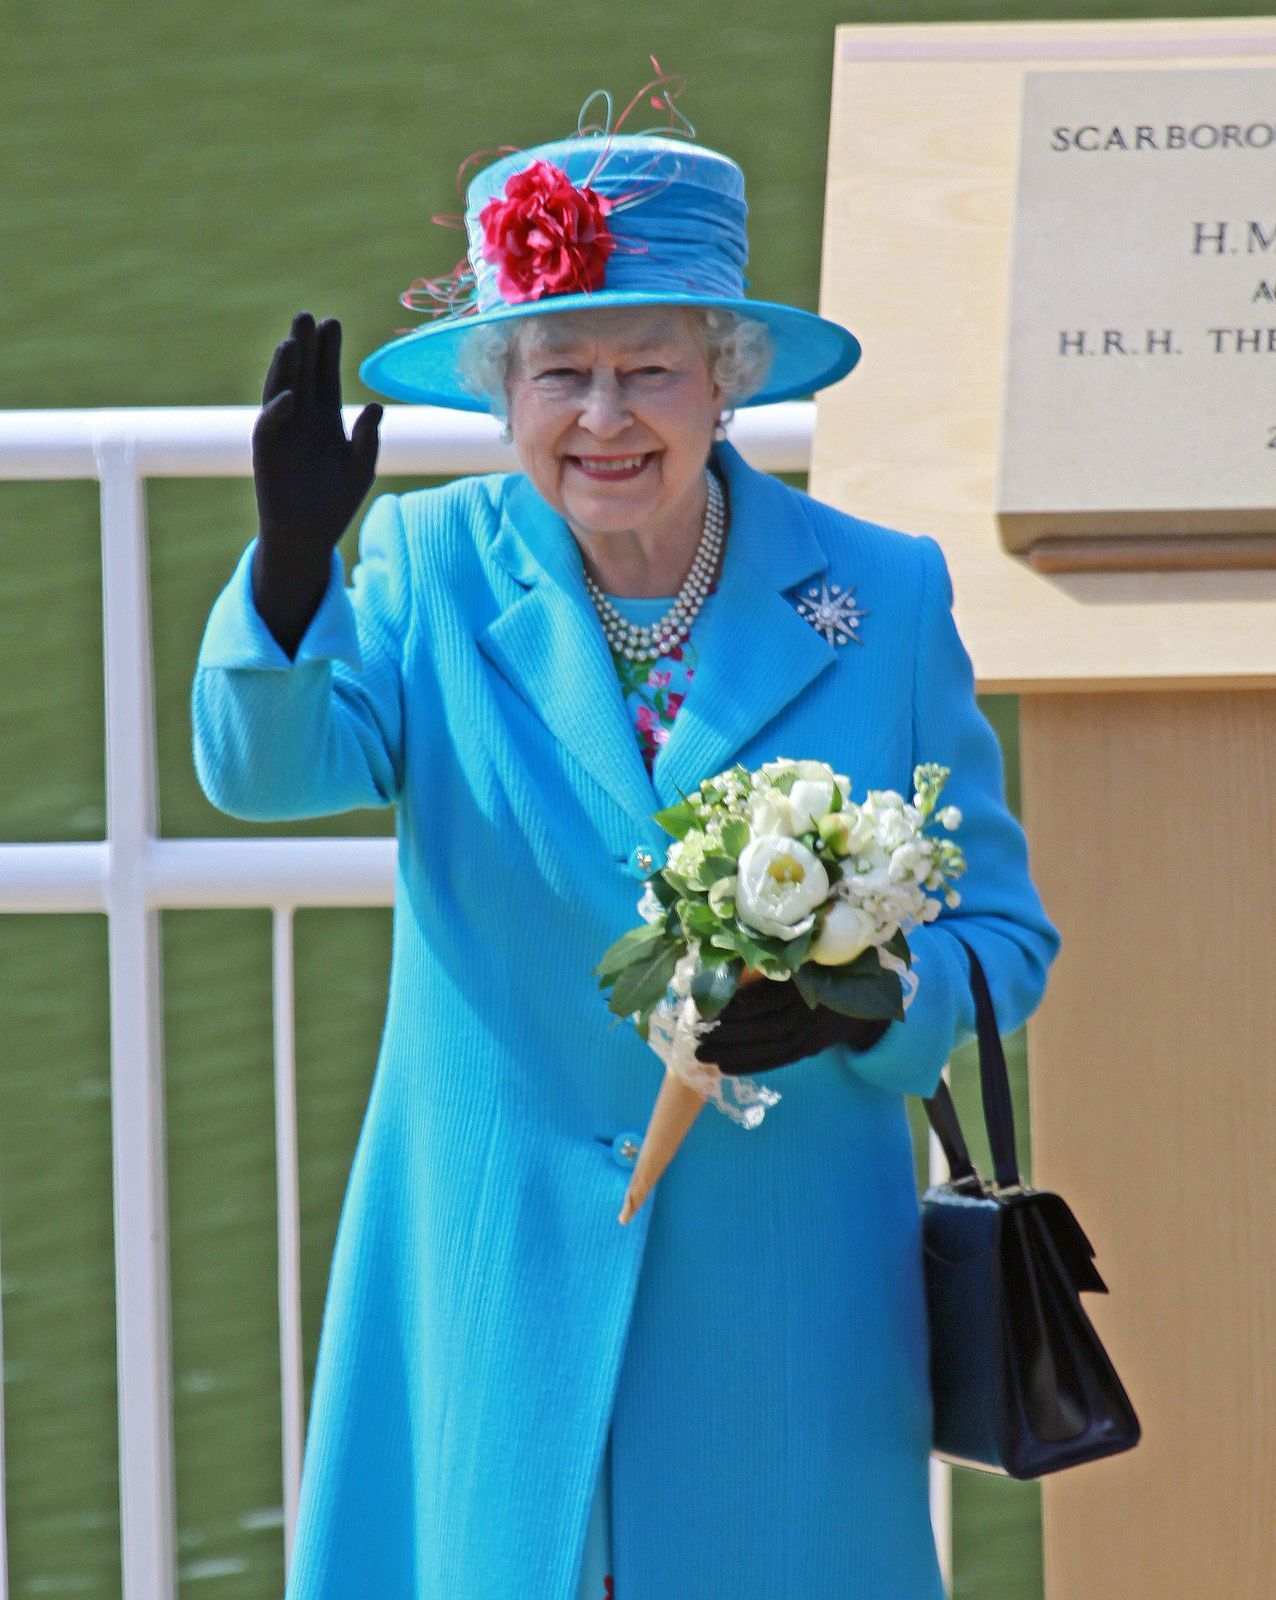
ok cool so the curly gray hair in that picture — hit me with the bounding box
[455,305,774,420]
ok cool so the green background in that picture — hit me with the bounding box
[1,2,1223,1595]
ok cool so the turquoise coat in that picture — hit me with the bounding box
[191,439,1060,1600]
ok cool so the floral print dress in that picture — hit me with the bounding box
[573,579,716,1600]
[601,579,719,776]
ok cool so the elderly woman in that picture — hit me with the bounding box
[192,116,1059,1600]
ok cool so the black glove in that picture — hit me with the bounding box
[250,310,383,659]
[692,973,892,1075]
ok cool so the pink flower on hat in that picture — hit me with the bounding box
[478,159,616,303]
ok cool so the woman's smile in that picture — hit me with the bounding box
[566,452,657,482]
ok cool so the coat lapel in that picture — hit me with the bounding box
[477,473,661,825]
[476,441,838,826]
[649,442,836,807]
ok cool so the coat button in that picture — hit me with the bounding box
[622,841,667,880]
[610,1130,643,1168]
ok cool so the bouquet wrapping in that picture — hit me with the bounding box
[594,758,966,1222]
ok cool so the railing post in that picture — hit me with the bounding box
[95,430,177,1600]
[271,905,306,1569]
[929,1105,953,1597]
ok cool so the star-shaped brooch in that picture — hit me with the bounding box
[793,579,868,646]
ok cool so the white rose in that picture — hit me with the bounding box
[788,775,837,833]
[758,756,825,782]
[757,759,841,833]
[790,759,837,782]
[734,836,830,941]
[746,789,796,837]
[809,900,878,965]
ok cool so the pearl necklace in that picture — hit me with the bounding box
[583,469,725,661]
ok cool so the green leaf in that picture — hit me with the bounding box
[608,937,684,1020]
[709,923,778,974]
[661,869,701,901]
[653,799,698,839]
[592,921,669,985]
[649,874,680,909]
[854,944,910,979]
[694,852,738,887]
[719,817,750,857]
[689,958,744,1020]
[678,901,720,939]
[793,961,905,1022]
[827,781,843,813]
[732,926,798,980]
[730,925,772,967]
[883,928,913,965]
[779,924,815,969]
[842,943,889,977]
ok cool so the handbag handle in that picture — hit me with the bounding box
[920,935,1023,1194]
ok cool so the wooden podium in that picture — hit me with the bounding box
[813,19,1276,1599]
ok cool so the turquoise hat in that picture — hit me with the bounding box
[358,132,862,411]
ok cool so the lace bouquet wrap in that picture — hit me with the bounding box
[594,758,966,1222]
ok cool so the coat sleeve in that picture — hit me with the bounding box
[840,533,1061,1099]
[190,491,412,820]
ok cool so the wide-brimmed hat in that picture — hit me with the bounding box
[358,120,862,411]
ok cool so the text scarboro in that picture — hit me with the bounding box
[1051,121,1276,152]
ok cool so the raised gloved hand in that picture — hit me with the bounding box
[250,310,383,658]
[692,973,891,1075]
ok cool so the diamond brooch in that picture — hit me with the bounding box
[794,580,868,646]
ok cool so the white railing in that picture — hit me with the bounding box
[0,403,955,1600]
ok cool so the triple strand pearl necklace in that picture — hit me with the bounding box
[583,469,726,662]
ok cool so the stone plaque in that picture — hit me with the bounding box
[996,67,1276,564]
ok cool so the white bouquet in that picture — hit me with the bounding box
[593,758,966,1223]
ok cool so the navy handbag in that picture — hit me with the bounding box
[918,938,1142,1478]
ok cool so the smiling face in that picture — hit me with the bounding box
[504,306,725,550]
